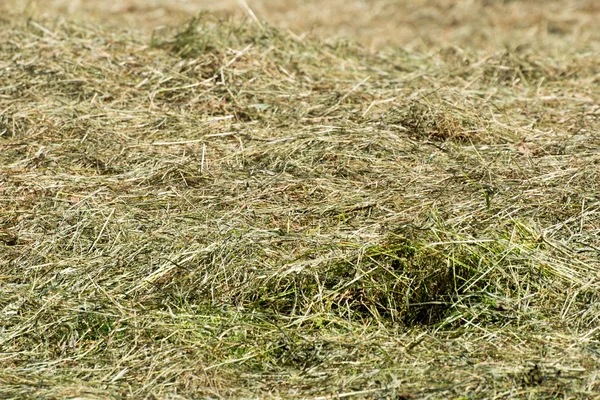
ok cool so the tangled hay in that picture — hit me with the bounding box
[1,3,600,398]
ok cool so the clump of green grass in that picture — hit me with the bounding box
[1,7,600,399]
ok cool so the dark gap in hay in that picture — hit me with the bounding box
[248,231,486,328]
[267,332,330,371]
[72,153,116,175]
[0,231,19,246]
[363,235,461,326]
[0,113,32,138]
[387,100,481,143]
[482,51,550,86]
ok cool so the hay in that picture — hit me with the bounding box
[1,2,600,398]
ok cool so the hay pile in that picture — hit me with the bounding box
[1,5,600,398]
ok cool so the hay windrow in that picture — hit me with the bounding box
[1,3,600,399]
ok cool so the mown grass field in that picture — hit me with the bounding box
[1,0,600,398]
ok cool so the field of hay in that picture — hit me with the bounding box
[1,0,600,398]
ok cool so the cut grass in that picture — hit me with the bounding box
[1,5,600,399]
